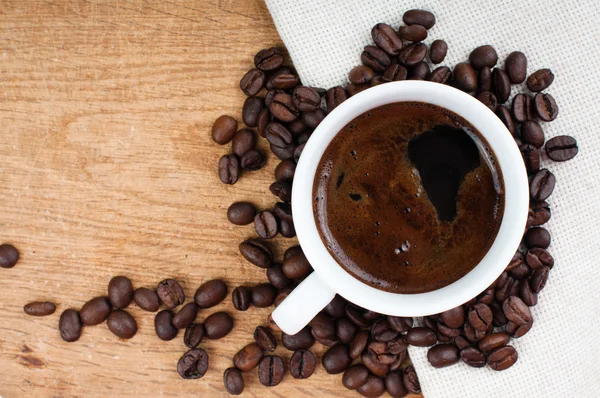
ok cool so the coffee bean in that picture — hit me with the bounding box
[253,325,276,352]
[0,243,19,269]
[264,267,290,292]
[345,304,370,328]
[545,135,578,161]
[258,355,285,387]
[242,97,264,128]
[408,61,430,80]
[371,23,403,56]
[469,45,498,70]
[218,154,240,185]
[155,310,178,341]
[520,144,540,174]
[80,296,111,326]
[270,142,295,161]
[211,115,238,145]
[254,210,278,239]
[502,296,532,326]
[521,121,545,148]
[107,275,133,309]
[370,318,398,342]
[402,365,421,394]
[265,123,293,149]
[478,287,495,304]
[326,86,348,113]
[240,149,266,171]
[530,266,550,293]
[184,323,205,348]
[476,67,492,94]
[429,39,448,64]
[477,332,510,352]
[403,9,435,29]
[355,374,385,397]
[265,89,284,107]
[399,24,428,42]
[342,364,369,390]
[59,309,82,342]
[476,91,498,111]
[383,64,408,81]
[178,348,209,379]
[468,303,493,331]
[232,286,252,311]
[107,310,137,339]
[454,336,471,350]
[321,295,345,319]
[282,326,315,351]
[488,345,518,370]
[302,108,326,129]
[322,344,351,374]
[347,83,369,97]
[172,303,198,330]
[265,66,293,90]
[459,346,486,368]
[507,318,534,338]
[519,280,538,306]
[251,283,277,307]
[133,287,160,312]
[233,342,264,372]
[227,202,256,226]
[291,86,320,113]
[24,301,56,317]
[272,74,300,90]
[239,238,273,268]
[496,105,516,136]
[349,66,376,84]
[453,63,477,92]
[240,69,265,97]
[526,247,554,269]
[269,181,292,203]
[204,312,233,339]
[335,317,358,344]
[290,349,316,379]
[223,367,244,395]
[512,94,534,122]
[369,75,390,87]
[273,200,293,221]
[282,251,312,279]
[534,92,559,122]
[505,51,528,83]
[193,279,227,309]
[257,108,271,138]
[398,43,427,67]
[492,68,511,103]
[530,169,556,201]
[495,275,516,303]
[361,45,391,72]
[427,66,451,84]
[509,261,531,279]
[361,348,390,377]
[489,301,507,327]
[254,47,284,71]
[387,316,413,333]
[439,306,465,329]
[232,129,257,158]
[310,312,336,345]
[343,330,367,359]
[274,159,296,182]
[525,227,551,249]
[427,344,459,368]
[385,373,408,398]
[156,279,184,309]
[406,327,437,347]
[269,93,299,122]
[527,68,554,92]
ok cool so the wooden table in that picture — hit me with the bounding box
[0,1,422,397]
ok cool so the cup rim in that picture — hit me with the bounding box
[291,81,529,316]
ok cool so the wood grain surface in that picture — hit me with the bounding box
[0,1,422,397]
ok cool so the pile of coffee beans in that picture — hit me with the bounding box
[211,7,578,396]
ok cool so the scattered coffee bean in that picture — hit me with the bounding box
[59,309,82,343]
[266,122,293,148]
[342,364,369,390]
[107,310,137,339]
[356,374,385,397]
[527,201,551,228]
[232,286,252,311]
[505,51,527,83]
[289,349,316,379]
[398,43,427,67]
[184,323,205,348]
[234,342,264,372]
[270,142,295,161]
[371,318,399,342]
[453,62,477,92]
[282,251,312,280]
[292,86,320,112]
[251,283,277,308]
[337,317,359,344]
[527,68,554,92]
[503,296,532,326]
[178,348,209,379]
[133,287,160,312]
[257,108,271,137]
[400,24,428,42]
[469,45,498,70]
[172,303,199,330]
[406,327,437,347]
[490,301,508,327]
[512,93,534,123]
[370,75,390,87]
[232,129,257,157]
[429,39,448,64]
[240,149,266,171]
[347,83,369,97]
[269,181,292,202]
[476,91,498,111]
[403,9,436,29]
[254,47,284,71]
[24,301,56,317]
[428,66,451,84]
[80,296,111,326]
[253,325,277,352]
[258,355,285,387]
[282,326,315,350]
[520,144,541,174]
[478,332,510,352]
[272,74,300,90]
[427,343,459,368]
[440,306,465,329]
[0,243,19,269]
[204,312,234,339]
[194,279,227,309]
[265,265,290,291]
[240,69,265,97]
[545,135,578,161]
[492,68,511,103]
[322,344,352,374]
[218,154,240,185]
[488,345,518,370]
[269,93,299,122]
[361,45,392,72]
[302,108,326,128]
[361,348,389,377]
[156,279,184,309]
[454,336,471,350]
[507,319,534,338]
[107,276,133,309]
[349,66,376,84]
[326,86,348,113]
[211,115,238,145]
[460,346,486,368]
[477,66,492,93]
[242,97,264,128]
[519,280,538,306]
[525,227,551,248]
[155,310,178,341]
[383,64,408,81]
[530,169,556,201]
[293,143,305,162]
[347,329,369,359]
[408,61,430,80]
[254,210,278,239]
[265,89,284,107]
[521,120,545,148]
[266,67,293,90]
[274,159,296,182]
[372,23,403,56]
[227,202,256,226]
[534,93,559,122]
[496,105,516,136]
[345,304,370,328]
[387,316,413,333]
[530,266,550,293]
[322,295,346,319]
[223,367,244,395]
[310,312,337,345]
[403,365,421,394]
[239,238,273,268]
[468,303,493,331]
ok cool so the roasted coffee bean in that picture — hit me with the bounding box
[496,105,516,136]
[427,66,451,84]
[349,65,376,84]
[534,93,559,121]
[284,245,302,261]
[322,344,351,374]
[369,75,390,87]
[527,69,554,92]
[254,47,284,71]
[282,326,315,350]
[204,312,233,339]
[403,365,421,394]
[323,295,347,318]
[372,23,403,56]
[509,261,531,279]
[355,375,385,397]
[477,67,492,94]
[530,169,556,201]
[512,94,534,123]
[251,283,277,308]
[519,280,538,306]
[361,348,390,377]
[59,309,82,343]
[507,319,533,338]
[282,251,312,279]
[347,83,369,97]
[503,296,532,325]
[371,318,399,342]
[478,332,510,352]
[526,247,554,269]
[239,238,273,268]
[270,142,295,160]
[453,63,477,92]
[427,40,447,65]
[272,74,300,90]
[505,51,527,83]
[383,371,407,398]
[520,143,540,174]
[107,310,137,339]
[478,288,495,304]
[266,124,293,151]
[254,210,278,239]
[242,97,264,128]
[279,217,296,238]
[525,227,551,248]
[492,68,511,104]
[223,367,244,395]
[269,93,299,122]
[258,355,285,387]
[427,344,459,368]
[290,349,316,379]
[240,149,266,171]
[292,86,320,112]
[177,348,209,379]
[274,159,296,182]
[463,321,487,343]
[476,91,498,111]
[218,154,240,184]
[80,296,111,326]
[460,346,486,368]
[184,324,205,348]
[211,115,238,145]
[326,86,348,113]
[265,266,290,291]
[345,304,369,328]
[399,24,428,42]
[521,121,545,148]
[227,202,256,226]
[408,61,430,80]
[336,317,358,344]
[302,108,326,129]
[253,326,277,352]
[363,310,381,321]
[488,345,518,370]
[383,64,407,81]
[232,286,252,311]
[546,135,578,161]
[265,66,293,91]
[155,310,178,341]
[0,243,19,268]
[490,301,507,327]
[232,129,257,157]
[398,43,427,67]
[234,343,264,372]
[361,45,391,72]
[469,45,498,70]
[530,266,550,293]
[257,108,271,138]
[342,364,369,390]
[454,336,471,350]
[172,303,198,329]
[156,279,184,309]
[240,69,265,97]
[24,301,56,317]
[403,9,435,29]
[310,312,336,344]
[406,327,437,347]
[107,276,133,309]
[468,303,493,331]
[440,306,465,329]
[495,275,516,303]
[269,181,292,203]
[387,316,413,333]
[265,89,284,107]
[347,330,369,359]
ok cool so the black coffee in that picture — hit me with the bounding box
[313,102,504,294]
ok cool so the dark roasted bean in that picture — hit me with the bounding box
[211,115,238,145]
[59,309,82,342]
[478,67,492,93]
[440,306,465,329]
[156,279,184,309]
[476,91,498,111]
[272,74,300,90]
[265,66,293,91]
[403,365,421,393]
[545,135,578,161]
[257,108,271,138]
[324,295,348,319]
[177,348,208,379]
[530,169,556,201]
[282,326,315,351]
[258,355,285,387]
[507,319,533,338]
[427,344,459,368]
[194,279,227,309]
[254,47,284,71]
[398,43,427,67]
[336,317,358,344]
[460,346,486,368]
[488,345,518,370]
[251,283,277,308]
[254,326,277,352]
[232,285,252,311]
[218,154,240,184]
[274,159,296,182]
[322,344,352,374]
[399,24,428,42]
[240,69,265,96]
[265,89,284,107]
[24,301,56,317]
[534,93,559,121]
[302,108,326,128]
[428,66,451,84]
[349,330,370,359]
[521,121,545,148]
[519,280,538,306]
[349,65,376,84]
[107,275,134,309]
[239,238,273,268]
[269,93,299,122]
[172,303,198,330]
[345,304,369,328]
[527,200,551,228]
[527,69,554,92]
[468,303,493,331]
[469,45,498,69]
[429,39,448,64]
[492,68,511,103]
[270,142,295,161]
[408,61,430,80]
[227,202,256,226]
[234,342,264,372]
[383,64,408,81]
[496,105,516,136]
[406,327,437,346]
[531,266,550,293]
[292,86,320,112]
[223,367,244,395]
[80,296,111,326]
[347,83,369,97]
[502,296,532,325]
[290,349,316,379]
[403,9,435,29]
[372,23,403,56]
[342,364,369,390]
[453,63,477,92]
[184,323,205,348]
[155,310,178,341]
[520,143,541,174]
[505,51,527,83]
[282,251,312,279]
[326,86,348,114]
[512,94,534,123]
[232,129,257,157]
[361,45,391,72]
[242,97,264,128]
[387,316,413,333]
[371,318,399,342]
[240,149,266,171]
[107,310,137,339]
[204,312,233,339]
[525,227,551,248]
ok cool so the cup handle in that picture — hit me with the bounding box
[272,272,336,335]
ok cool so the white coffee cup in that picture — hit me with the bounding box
[272,81,529,335]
